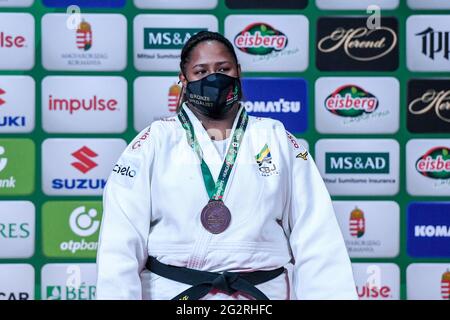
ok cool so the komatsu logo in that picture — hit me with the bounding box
[242,99,301,113]
[415,225,450,237]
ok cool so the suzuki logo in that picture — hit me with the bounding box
[71,146,98,174]
[0,88,5,106]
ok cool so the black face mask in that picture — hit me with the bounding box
[184,73,241,119]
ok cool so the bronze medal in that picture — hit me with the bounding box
[200,200,231,234]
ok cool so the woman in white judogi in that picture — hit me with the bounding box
[96,31,357,300]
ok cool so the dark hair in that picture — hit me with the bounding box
[177,31,240,111]
[179,30,239,77]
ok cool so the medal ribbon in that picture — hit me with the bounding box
[178,105,248,201]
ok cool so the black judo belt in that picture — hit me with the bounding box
[145,256,285,300]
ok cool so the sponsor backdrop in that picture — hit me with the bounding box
[0,0,449,300]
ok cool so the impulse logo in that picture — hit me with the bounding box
[350,207,365,238]
[47,95,118,115]
[442,271,450,300]
[168,83,181,113]
[0,31,26,48]
[76,20,92,51]
[71,146,97,174]
[325,85,379,117]
[415,147,450,180]
[234,23,288,55]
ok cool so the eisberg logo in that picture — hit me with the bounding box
[415,27,450,61]
[350,207,365,238]
[415,147,450,180]
[48,95,118,115]
[76,20,92,51]
[234,23,288,55]
[325,85,378,117]
[326,153,389,174]
[71,146,98,174]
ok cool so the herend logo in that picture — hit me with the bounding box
[234,23,288,55]
[325,85,379,117]
[415,147,450,180]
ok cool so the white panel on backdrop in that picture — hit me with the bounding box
[407,15,450,72]
[134,14,218,71]
[0,13,34,70]
[0,76,35,133]
[134,0,217,9]
[352,263,400,300]
[41,14,127,71]
[315,77,400,134]
[0,264,34,300]
[316,0,399,10]
[407,264,450,300]
[315,139,400,196]
[225,15,309,72]
[406,139,450,196]
[408,0,450,10]
[333,201,400,258]
[42,76,127,133]
[0,0,34,7]
[41,263,97,300]
[134,76,181,132]
[0,201,35,259]
[42,139,126,196]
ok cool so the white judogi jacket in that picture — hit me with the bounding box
[96,104,357,300]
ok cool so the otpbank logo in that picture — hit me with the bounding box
[408,202,450,258]
[0,13,34,70]
[42,139,126,196]
[41,264,97,300]
[241,78,308,134]
[43,0,125,8]
[0,139,35,196]
[407,139,450,196]
[315,139,399,195]
[42,202,102,258]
